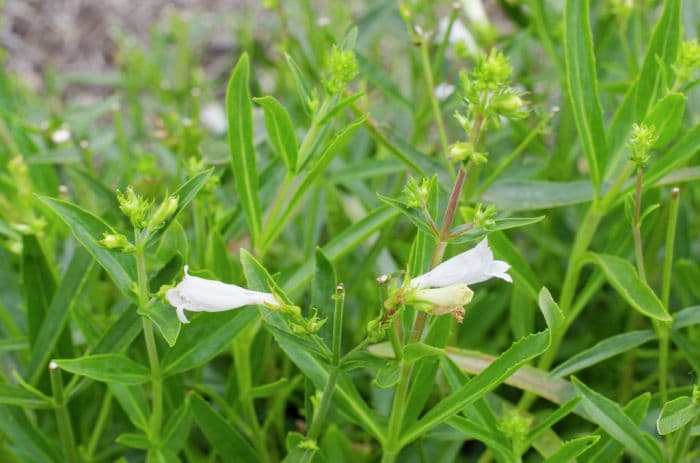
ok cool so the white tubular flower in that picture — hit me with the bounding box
[166,266,278,324]
[410,238,511,289]
[412,283,474,308]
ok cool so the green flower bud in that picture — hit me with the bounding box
[492,93,527,119]
[117,187,150,228]
[148,195,179,231]
[367,317,389,342]
[628,123,657,167]
[403,177,430,208]
[673,39,700,85]
[298,438,319,451]
[448,142,475,162]
[499,410,533,452]
[323,46,358,94]
[470,151,489,165]
[99,232,134,252]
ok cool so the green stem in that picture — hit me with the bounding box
[49,362,78,463]
[135,232,163,441]
[632,168,646,280]
[662,188,680,308]
[671,415,697,463]
[659,188,680,403]
[300,285,346,462]
[419,38,454,179]
[86,389,113,460]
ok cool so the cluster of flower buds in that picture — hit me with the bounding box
[498,409,533,452]
[628,123,657,168]
[117,186,179,233]
[673,39,700,86]
[403,177,430,208]
[323,45,358,94]
[453,49,528,138]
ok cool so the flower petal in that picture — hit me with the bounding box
[165,266,278,323]
[410,238,511,288]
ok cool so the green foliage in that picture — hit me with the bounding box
[0,2,699,462]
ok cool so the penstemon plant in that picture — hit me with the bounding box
[0,1,699,462]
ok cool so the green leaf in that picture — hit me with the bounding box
[27,248,93,384]
[583,253,671,321]
[254,96,298,172]
[642,93,686,148]
[481,181,594,211]
[538,287,564,335]
[317,92,365,125]
[54,354,150,385]
[189,393,260,463]
[138,300,181,347]
[227,53,262,250]
[657,396,700,435]
[605,0,682,178]
[403,343,443,364]
[311,248,337,346]
[162,401,192,453]
[572,377,664,462]
[644,124,700,187]
[162,308,258,375]
[38,197,137,300]
[110,384,150,432]
[550,330,656,378]
[564,0,607,190]
[579,392,651,462]
[543,436,600,462]
[401,330,550,446]
[116,432,151,450]
[262,117,367,251]
[285,53,314,113]
[448,216,545,244]
[0,405,61,462]
[373,361,401,389]
[20,234,56,347]
[378,193,437,238]
[0,383,52,409]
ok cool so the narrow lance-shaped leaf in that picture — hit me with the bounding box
[572,377,665,462]
[583,253,671,322]
[543,436,600,462]
[605,0,682,178]
[27,248,93,384]
[38,197,137,300]
[227,53,262,249]
[657,395,700,435]
[254,96,298,172]
[53,354,150,385]
[563,0,607,191]
[550,330,656,379]
[189,393,260,463]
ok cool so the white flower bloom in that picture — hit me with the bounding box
[410,238,511,289]
[434,83,456,101]
[200,103,227,134]
[51,126,71,144]
[412,283,474,308]
[166,266,278,324]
